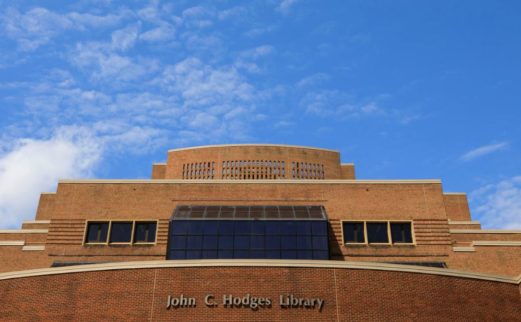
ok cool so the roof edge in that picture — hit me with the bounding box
[58,179,442,184]
[0,259,518,284]
[168,144,339,153]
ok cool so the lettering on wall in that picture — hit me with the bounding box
[166,294,324,312]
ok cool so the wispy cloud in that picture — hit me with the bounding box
[460,142,509,162]
[470,176,521,229]
[277,0,299,14]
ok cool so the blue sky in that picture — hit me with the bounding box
[0,0,520,229]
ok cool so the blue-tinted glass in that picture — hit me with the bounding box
[219,221,235,234]
[297,251,313,259]
[171,221,189,235]
[187,236,202,249]
[296,222,311,235]
[219,236,234,249]
[311,222,328,235]
[266,250,280,259]
[202,250,218,259]
[188,221,204,234]
[86,222,108,243]
[218,250,233,258]
[312,236,329,249]
[280,221,297,235]
[250,250,265,259]
[265,222,280,235]
[186,250,201,259]
[134,222,156,243]
[168,250,185,259]
[203,235,218,248]
[266,236,280,249]
[313,251,329,260]
[109,222,132,243]
[281,250,297,259]
[234,250,249,258]
[171,236,186,249]
[202,221,219,234]
[234,235,250,249]
[296,236,312,249]
[251,221,265,234]
[234,221,251,235]
[367,222,388,243]
[281,236,297,249]
[251,235,264,249]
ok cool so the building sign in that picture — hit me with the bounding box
[166,294,324,312]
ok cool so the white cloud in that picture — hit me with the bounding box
[296,73,329,88]
[240,45,274,59]
[470,176,521,229]
[460,142,509,162]
[1,7,127,51]
[302,90,385,118]
[0,127,101,228]
[277,0,299,14]
[111,25,140,51]
[140,23,176,42]
[69,42,159,82]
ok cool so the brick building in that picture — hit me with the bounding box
[1,144,520,321]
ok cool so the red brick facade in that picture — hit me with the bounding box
[1,263,520,321]
[1,144,520,320]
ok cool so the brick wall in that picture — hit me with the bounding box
[0,265,519,321]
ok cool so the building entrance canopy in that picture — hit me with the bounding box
[167,205,329,260]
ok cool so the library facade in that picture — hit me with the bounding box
[1,144,520,321]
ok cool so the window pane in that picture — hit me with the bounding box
[266,236,281,249]
[219,235,234,249]
[296,236,312,249]
[168,250,185,259]
[251,221,265,235]
[251,235,265,249]
[233,250,249,258]
[234,235,250,249]
[134,222,156,243]
[203,235,218,248]
[391,222,413,244]
[186,236,202,249]
[218,221,234,234]
[343,222,365,243]
[86,222,108,243]
[171,236,186,249]
[110,222,132,243]
[281,236,297,249]
[311,222,328,236]
[202,221,219,234]
[367,222,389,243]
[171,221,189,235]
[312,236,329,250]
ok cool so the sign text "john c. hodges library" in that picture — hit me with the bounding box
[166,293,325,312]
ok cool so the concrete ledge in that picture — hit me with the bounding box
[450,229,521,234]
[22,245,45,251]
[0,229,49,234]
[22,220,51,224]
[58,179,442,184]
[0,259,519,284]
[453,246,475,252]
[0,241,24,246]
[448,221,480,225]
[443,192,467,195]
[473,241,521,247]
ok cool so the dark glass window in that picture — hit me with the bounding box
[167,219,329,260]
[367,222,389,243]
[391,222,413,244]
[134,222,157,243]
[109,222,132,243]
[86,222,109,243]
[343,222,365,243]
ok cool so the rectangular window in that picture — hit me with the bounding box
[343,222,365,244]
[134,222,157,243]
[366,222,389,244]
[391,222,413,244]
[109,222,133,243]
[85,222,109,243]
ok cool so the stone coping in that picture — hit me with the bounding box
[58,179,442,184]
[450,229,521,234]
[168,144,339,153]
[448,221,480,225]
[0,229,49,234]
[0,260,519,284]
